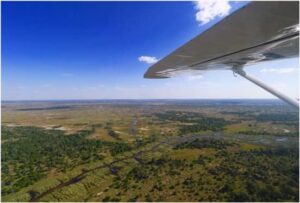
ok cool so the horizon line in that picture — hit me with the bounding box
[2,98,282,102]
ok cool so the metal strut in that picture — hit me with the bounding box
[233,67,299,110]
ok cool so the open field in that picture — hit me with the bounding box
[2,99,299,202]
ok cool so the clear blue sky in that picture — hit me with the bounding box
[2,1,299,100]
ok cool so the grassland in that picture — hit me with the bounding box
[1,100,299,202]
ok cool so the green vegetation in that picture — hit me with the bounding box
[110,143,132,156]
[175,138,236,150]
[155,111,233,133]
[105,138,299,201]
[255,112,298,122]
[1,101,299,202]
[1,126,131,196]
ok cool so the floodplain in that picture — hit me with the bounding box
[1,99,299,202]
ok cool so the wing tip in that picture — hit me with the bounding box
[143,72,169,79]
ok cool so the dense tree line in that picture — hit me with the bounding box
[1,126,131,195]
[175,138,236,150]
[255,113,298,122]
[107,137,298,201]
[173,138,299,201]
[154,111,233,133]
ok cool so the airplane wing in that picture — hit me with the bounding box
[143,1,299,109]
[144,1,299,79]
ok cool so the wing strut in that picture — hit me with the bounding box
[233,67,299,110]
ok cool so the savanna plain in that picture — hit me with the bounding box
[1,100,299,202]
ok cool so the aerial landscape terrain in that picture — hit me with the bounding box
[2,1,299,202]
[1,99,299,202]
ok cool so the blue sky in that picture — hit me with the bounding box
[2,1,299,100]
